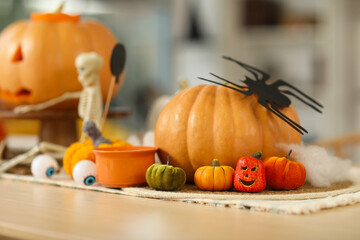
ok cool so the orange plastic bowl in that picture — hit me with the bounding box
[93,146,158,188]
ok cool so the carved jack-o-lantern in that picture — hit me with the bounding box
[234,152,266,193]
[0,11,123,107]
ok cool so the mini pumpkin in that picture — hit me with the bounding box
[263,150,306,190]
[234,152,266,193]
[0,8,123,107]
[63,138,131,178]
[155,84,301,182]
[145,157,186,191]
[194,159,235,191]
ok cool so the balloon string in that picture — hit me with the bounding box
[100,76,116,131]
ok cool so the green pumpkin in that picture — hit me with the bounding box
[146,157,186,191]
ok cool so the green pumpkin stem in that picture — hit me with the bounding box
[286,150,293,159]
[167,155,171,165]
[211,159,220,167]
[251,152,262,159]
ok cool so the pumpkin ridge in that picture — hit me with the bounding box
[155,166,165,189]
[197,166,206,189]
[151,166,159,189]
[289,163,300,188]
[212,164,216,190]
[184,88,196,174]
[284,159,291,175]
[220,166,226,190]
[163,167,172,189]
[282,159,290,186]
[275,158,285,186]
[226,87,236,165]
[292,162,304,189]
[186,85,206,173]
[213,86,220,163]
[170,167,176,190]
[265,158,277,185]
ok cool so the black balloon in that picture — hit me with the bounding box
[110,43,126,83]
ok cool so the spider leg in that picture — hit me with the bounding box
[209,73,247,89]
[281,90,322,113]
[270,102,308,134]
[272,80,323,109]
[222,56,270,81]
[198,77,253,96]
[257,98,306,135]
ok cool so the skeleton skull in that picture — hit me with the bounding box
[75,52,103,87]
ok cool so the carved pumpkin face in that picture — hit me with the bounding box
[234,152,266,192]
[0,12,124,107]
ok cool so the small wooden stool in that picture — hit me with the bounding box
[0,107,131,147]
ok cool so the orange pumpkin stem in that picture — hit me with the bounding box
[211,159,220,167]
[31,12,80,23]
[286,150,293,159]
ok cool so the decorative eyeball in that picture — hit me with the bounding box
[72,160,97,186]
[31,154,59,179]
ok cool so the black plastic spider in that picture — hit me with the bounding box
[198,56,323,135]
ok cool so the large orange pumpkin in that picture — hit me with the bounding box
[0,11,123,107]
[155,84,302,182]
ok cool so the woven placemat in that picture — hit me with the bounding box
[121,180,356,201]
[2,167,360,214]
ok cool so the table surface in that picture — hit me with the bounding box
[0,178,359,240]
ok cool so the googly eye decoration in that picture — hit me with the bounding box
[31,154,59,179]
[72,160,97,186]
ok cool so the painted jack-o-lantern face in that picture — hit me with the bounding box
[234,152,266,193]
[0,11,123,107]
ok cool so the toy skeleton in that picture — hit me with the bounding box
[0,141,67,174]
[14,52,104,139]
[0,121,109,177]
[0,52,104,175]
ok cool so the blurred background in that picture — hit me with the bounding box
[0,0,359,153]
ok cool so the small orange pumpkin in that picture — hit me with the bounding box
[263,150,306,190]
[155,84,301,182]
[0,9,123,107]
[194,159,234,191]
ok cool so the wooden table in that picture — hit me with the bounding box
[0,178,359,240]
